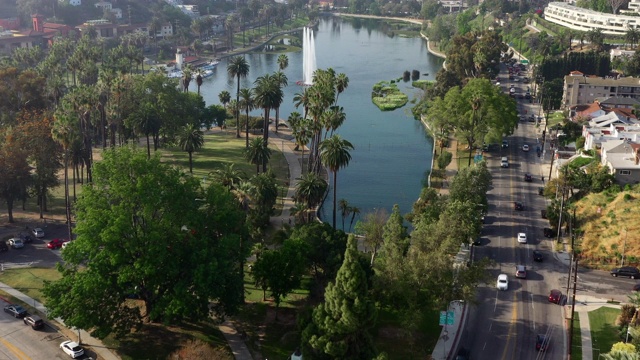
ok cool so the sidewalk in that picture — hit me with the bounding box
[267,125,303,227]
[431,300,468,360]
[0,281,120,360]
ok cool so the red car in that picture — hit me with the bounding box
[47,238,66,249]
[548,289,562,304]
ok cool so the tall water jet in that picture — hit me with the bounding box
[302,27,317,85]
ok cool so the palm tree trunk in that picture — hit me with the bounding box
[332,171,337,229]
[189,152,193,173]
[245,110,250,148]
[146,135,151,159]
[64,151,72,241]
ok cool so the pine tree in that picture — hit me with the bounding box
[305,235,378,360]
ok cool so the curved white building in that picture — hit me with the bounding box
[544,2,640,35]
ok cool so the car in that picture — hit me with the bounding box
[497,274,509,290]
[516,265,527,278]
[20,234,33,243]
[633,283,640,292]
[517,232,527,244]
[0,241,8,252]
[548,289,562,304]
[473,238,482,246]
[522,144,530,152]
[8,238,24,249]
[533,250,543,262]
[514,77,520,82]
[610,266,640,279]
[4,304,27,318]
[31,228,45,238]
[525,93,531,99]
[523,77,530,84]
[23,315,44,330]
[502,140,508,148]
[60,340,84,358]
[501,157,509,168]
[536,334,550,351]
[541,209,547,219]
[47,238,66,249]
[514,202,524,211]
[524,173,532,182]
[61,241,72,250]
[543,228,554,238]
[538,187,545,195]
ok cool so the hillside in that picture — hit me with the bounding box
[575,188,640,269]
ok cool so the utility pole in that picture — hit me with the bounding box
[568,255,579,359]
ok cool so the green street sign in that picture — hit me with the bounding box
[521,59,529,65]
[439,311,455,325]
[447,311,455,325]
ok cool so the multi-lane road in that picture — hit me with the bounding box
[455,62,629,360]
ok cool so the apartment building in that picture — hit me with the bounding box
[563,75,640,108]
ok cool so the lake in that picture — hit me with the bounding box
[198,16,444,230]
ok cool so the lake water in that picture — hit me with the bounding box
[198,16,444,229]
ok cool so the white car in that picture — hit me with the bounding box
[61,241,71,250]
[60,340,84,358]
[497,274,509,291]
[522,144,530,152]
[8,238,24,249]
[32,228,45,238]
[517,232,527,244]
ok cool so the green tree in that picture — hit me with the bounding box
[319,135,354,229]
[254,73,283,145]
[437,150,452,170]
[42,148,246,339]
[290,222,348,284]
[0,125,31,223]
[245,137,271,174]
[177,123,205,173]
[251,237,308,319]
[354,208,388,265]
[227,56,250,138]
[304,235,378,360]
[294,172,328,223]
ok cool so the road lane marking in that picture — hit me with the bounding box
[0,337,31,360]
[500,293,518,360]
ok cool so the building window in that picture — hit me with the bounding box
[604,87,609,90]
[619,170,631,175]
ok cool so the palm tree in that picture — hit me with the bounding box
[182,65,193,93]
[227,56,250,138]
[335,73,349,104]
[195,69,203,95]
[253,73,282,146]
[338,198,351,231]
[211,163,245,190]
[289,112,311,172]
[51,111,77,242]
[294,172,328,222]
[348,206,360,232]
[272,71,287,133]
[219,90,231,109]
[177,123,205,173]
[626,28,640,49]
[239,88,255,148]
[245,137,271,174]
[319,135,354,229]
[277,54,289,71]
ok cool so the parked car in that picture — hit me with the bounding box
[497,274,509,291]
[536,334,550,351]
[47,238,66,249]
[8,238,24,249]
[538,187,544,195]
[514,202,524,211]
[23,315,44,330]
[517,232,527,244]
[543,228,554,238]
[31,228,45,238]
[533,250,543,262]
[516,265,527,278]
[524,173,532,182]
[60,340,84,358]
[541,209,547,219]
[610,267,640,279]
[4,304,27,318]
[18,233,33,243]
[522,144,529,152]
[548,289,562,304]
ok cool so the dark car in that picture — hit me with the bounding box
[4,304,27,318]
[514,202,524,211]
[524,173,532,182]
[633,283,640,292]
[610,266,640,279]
[541,209,547,219]
[533,250,543,262]
[548,289,562,304]
[543,228,554,238]
[23,315,44,330]
[536,334,550,351]
[538,187,544,195]
[19,234,34,243]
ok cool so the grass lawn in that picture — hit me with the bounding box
[572,314,582,360]
[0,267,61,304]
[589,307,621,358]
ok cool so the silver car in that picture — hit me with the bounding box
[8,238,24,249]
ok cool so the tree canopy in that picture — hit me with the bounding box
[43,148,247,339]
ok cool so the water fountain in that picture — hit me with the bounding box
[302,27,317,85]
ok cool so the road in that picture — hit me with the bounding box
[0,311,70,360]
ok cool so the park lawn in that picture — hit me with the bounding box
[0,267,62,304]
[572,315,582,360]
[375,307,437,359]
[589,307,621,358]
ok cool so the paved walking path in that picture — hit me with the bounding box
[219,320,254,360]
[0,281,120,360]
[579,311,593,360]
[267,125,303,227]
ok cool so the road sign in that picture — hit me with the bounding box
[474,154,483,164]
[521,59,529,65]
[439,310,455,326]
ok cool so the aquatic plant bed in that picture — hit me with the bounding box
[371,80,408,111]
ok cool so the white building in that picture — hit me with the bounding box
[544,2,640,35]
[61,0,82,6]
[95,1,113,11]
